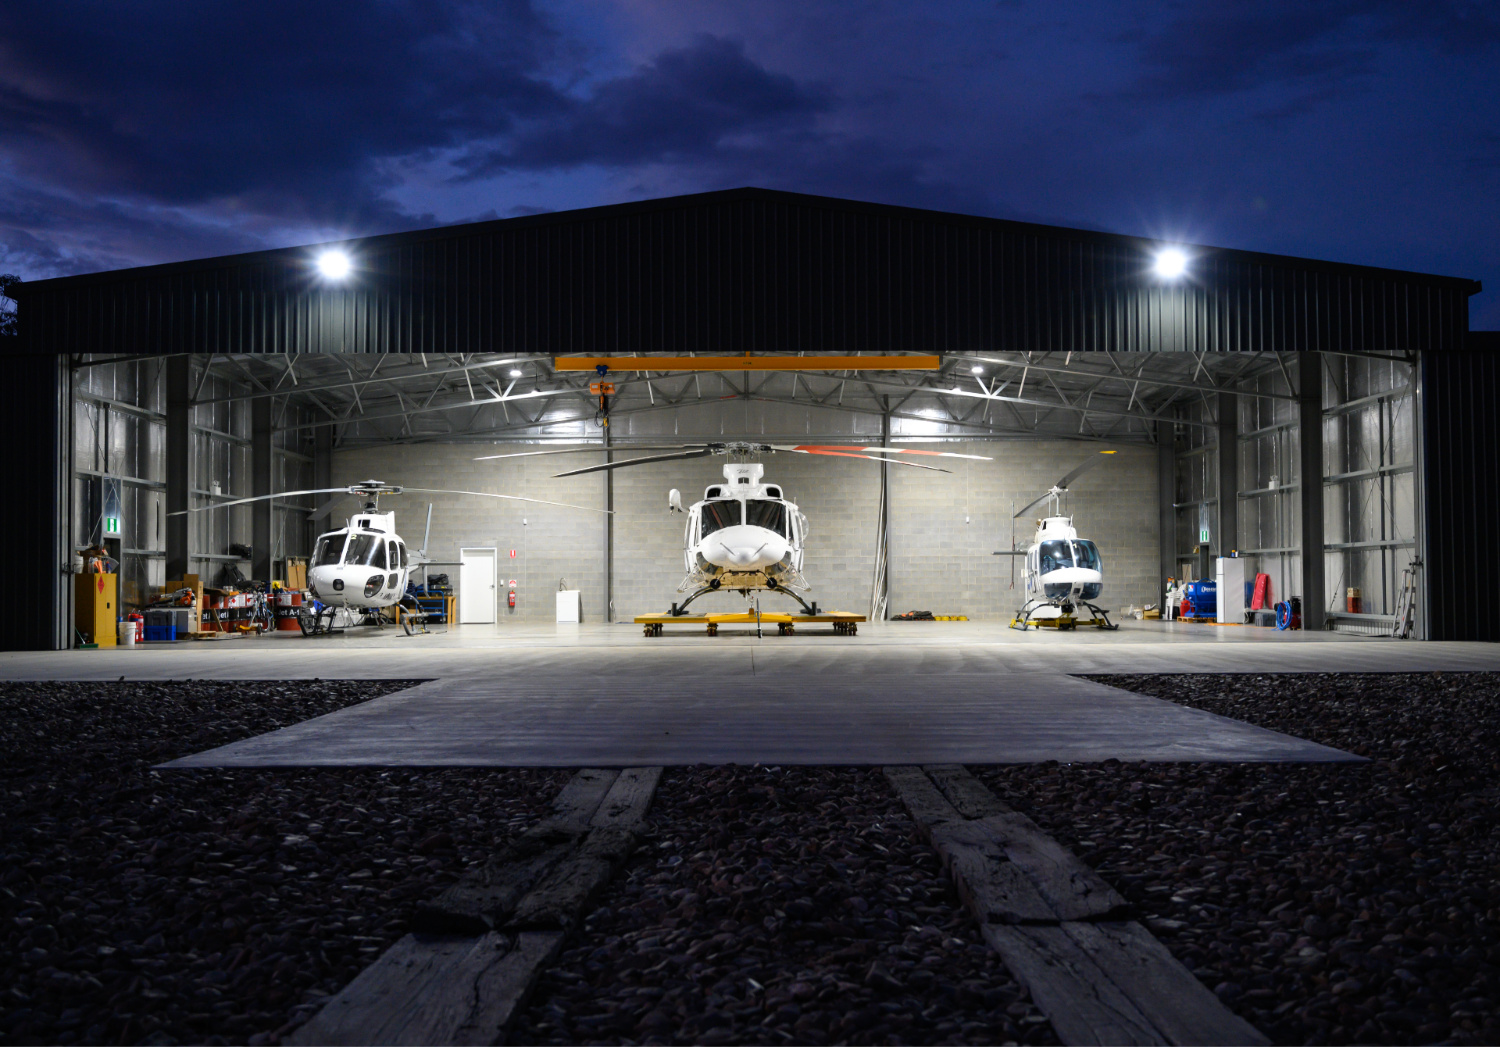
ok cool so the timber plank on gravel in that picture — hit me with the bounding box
[887,765,1268,1046]
[540,767,620,830]
[931,815,1129,923]
[590,766,663,828]
[290,768,662,1046]
[925,762,1013,818]
[510,826,639,930]
[287,930,565,1046]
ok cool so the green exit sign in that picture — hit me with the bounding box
[104,516,121,536]
[1199,527,1210,543]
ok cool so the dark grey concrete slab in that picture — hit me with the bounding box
[163,673,1358,768]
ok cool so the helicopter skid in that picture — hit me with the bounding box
[1010,599,1118,632]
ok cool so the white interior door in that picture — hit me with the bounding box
[459,548,497,624]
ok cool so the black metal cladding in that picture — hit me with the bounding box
[15,188,1477,356]
[1423,347,1500,642]
[0,355,67,650]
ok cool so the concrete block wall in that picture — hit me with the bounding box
[335,438,1158,623]
[888,442,1159,618]
[334,446,609,623]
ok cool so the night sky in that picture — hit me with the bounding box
[2,1,1497,327]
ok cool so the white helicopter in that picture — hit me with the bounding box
[474,441,991,616]
[169,479,609,635]
[1001,451,1120,631]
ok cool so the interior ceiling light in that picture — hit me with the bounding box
[509,368,523,378]
[1153,247,1188,279]
[970,365,984,374]
[316,250,351,279]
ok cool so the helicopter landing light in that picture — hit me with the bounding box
[1153,247,1188,279]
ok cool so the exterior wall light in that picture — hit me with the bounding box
[1153,247,1188,279]
[317,250,352,280]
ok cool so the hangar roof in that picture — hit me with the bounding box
[19,187,1479,360]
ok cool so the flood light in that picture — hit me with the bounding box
[317,250,351,280]
[1154,247,1188,279]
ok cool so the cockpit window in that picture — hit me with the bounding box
[700,500,741,538]
[744,499,787,535]
[343,534,387,568]
[314,532,347,567]
[1039,540,1074,574]
[1072,540,1101,572]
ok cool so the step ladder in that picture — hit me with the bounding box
[1392,557,1422,639]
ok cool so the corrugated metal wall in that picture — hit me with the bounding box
[19,189,1474,357]
[1,354,69,650]
[1422,349,1500,641]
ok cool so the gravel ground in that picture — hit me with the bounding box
[971,672,1500,1047]
[0,680,572,1046]
[515,765,1057,1047]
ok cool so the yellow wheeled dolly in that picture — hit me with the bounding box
[635,611,866,636]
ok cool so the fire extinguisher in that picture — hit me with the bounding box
[507,582,516,609]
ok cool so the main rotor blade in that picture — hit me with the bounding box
[473,445,694,462]
[767,445,949,472]
[1056,450,1118,490]
[1013,491,1054,519]
[553,449,717,477]
[401,488,613,514]
[167,486,354,516]
[422,503,433,555]
[798,444,993,461]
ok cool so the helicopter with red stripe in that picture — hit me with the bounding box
[474,441,990,615]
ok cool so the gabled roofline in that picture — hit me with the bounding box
[13,186,1482,296]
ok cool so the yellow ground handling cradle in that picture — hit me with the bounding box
[635,610,866,636]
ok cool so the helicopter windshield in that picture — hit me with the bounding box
[1072,540,1101,572]
[1038,540,1074,574]
[700,500,741,538]
[744,499,787,535]
[313,532,347,567]
[343,534,387,568]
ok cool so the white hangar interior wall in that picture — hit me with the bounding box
[332,396,1161,623]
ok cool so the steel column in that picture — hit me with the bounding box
[165,356,191,580]
[1217,392,1238,555]
[313,424,333,491]
[603,426,613,623]
[251,397,273,582]
[1298,353,1326,631]
[1157,421,1176,604]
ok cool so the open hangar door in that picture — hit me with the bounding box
[7,347,1465,643]
[52,349,1384,633]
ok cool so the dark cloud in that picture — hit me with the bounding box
[1127,0,1500,99]
[0,1,563,226]
[460,35,829,175]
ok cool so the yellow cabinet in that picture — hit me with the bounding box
[75,572,118,647]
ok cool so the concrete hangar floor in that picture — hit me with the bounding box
[4,620,1498,768]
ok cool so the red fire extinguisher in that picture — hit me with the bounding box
[508,589,516,609]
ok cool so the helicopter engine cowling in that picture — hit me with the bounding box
[698,524,790,572]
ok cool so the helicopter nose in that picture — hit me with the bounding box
[703,526,789,571]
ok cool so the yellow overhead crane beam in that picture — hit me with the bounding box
[554,354,940,372]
